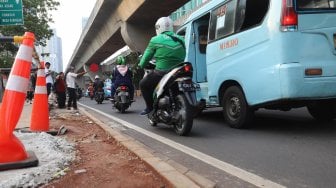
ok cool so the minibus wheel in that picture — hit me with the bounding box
[222,86,254,129]
[307,101,336,121]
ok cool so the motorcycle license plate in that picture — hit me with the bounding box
[118,91,128,96]
[179,81,198,92]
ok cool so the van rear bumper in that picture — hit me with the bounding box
[279,63,336,99]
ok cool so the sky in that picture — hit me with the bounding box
[50,0,96,70]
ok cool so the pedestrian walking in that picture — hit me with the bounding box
[54,72,66,108]
[45,62,54,96]
[26,73,35,104]
[65,66,86,110]
[0,73,4,103]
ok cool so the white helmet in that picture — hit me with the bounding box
[95,75,100,79]
[155,17,173,35]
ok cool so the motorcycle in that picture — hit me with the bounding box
[112,84,132,113]
[145,62,199,136]
[95,88,105,104]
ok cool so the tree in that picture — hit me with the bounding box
[126,52,143,90]
[0,0,60,68]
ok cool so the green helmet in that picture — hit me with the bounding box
[116,56,125,65]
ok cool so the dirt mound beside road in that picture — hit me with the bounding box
[42,109,172,188]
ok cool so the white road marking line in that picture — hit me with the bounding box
[79,103,286,188]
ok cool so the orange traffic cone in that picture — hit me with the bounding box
[30,62,49,131]
[0,32,38,170]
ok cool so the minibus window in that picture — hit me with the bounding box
[235,0,246,32]
[209,0,238,41]
[198,25,208,54]
[177,29,186,38]
[239,0,269,31]
[297,0,336,10]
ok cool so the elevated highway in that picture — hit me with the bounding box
[67,0,189,80]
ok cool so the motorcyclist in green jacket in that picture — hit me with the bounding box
[138,16,186,115]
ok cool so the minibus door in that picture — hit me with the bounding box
[192,21,208,83]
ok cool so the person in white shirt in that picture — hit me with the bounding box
[65,66,86,110]
[45,62,54,96]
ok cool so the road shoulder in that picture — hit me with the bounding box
[80,107,217,188]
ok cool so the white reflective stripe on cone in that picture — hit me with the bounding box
[16,45,33,62]
[34,86,47,94]
[5,75,29,93]
[37,69,45,77]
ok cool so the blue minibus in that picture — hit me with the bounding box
[177,0,336,128]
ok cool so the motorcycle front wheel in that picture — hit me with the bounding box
[174,94,193,136]
[149,118,157,127]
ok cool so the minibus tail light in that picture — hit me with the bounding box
[281,0,298,31]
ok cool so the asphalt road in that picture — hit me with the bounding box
[79,96,336,188]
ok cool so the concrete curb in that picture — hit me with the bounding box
[79,107,216,188]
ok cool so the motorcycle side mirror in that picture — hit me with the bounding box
[137,54,143,61]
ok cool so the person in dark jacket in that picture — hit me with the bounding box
[93,75,104,93]
[54,72,66,108]
[111,55,134,101]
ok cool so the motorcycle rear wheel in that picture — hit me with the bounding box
[116,103,127,113]
[174,94,193,136]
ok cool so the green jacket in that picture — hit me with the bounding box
[138,31,186,71]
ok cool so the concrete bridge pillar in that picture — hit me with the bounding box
[84,65,94,81]
[121,22,155,53]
